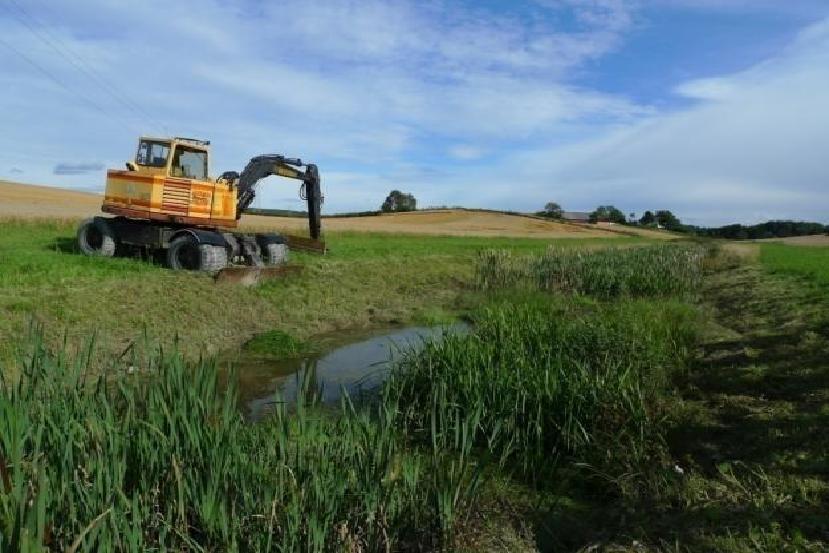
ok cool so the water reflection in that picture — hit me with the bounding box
[229,325,464,421]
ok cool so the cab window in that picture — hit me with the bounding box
[171,147,207,179]
[136,140,170,167]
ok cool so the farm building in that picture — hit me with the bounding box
[562,211,591,223]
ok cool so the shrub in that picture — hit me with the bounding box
[244,329,306,357]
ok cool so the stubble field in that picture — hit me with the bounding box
[0,179,673,239]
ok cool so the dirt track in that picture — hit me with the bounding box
[0,179,673,239]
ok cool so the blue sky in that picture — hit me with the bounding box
[1,0,828,225]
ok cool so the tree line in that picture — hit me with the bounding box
[375,193,827,239]
[539,201,827,239]
[691,221,828,239]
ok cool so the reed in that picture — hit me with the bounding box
[0,329,479,552]
[476,244,705,299]
[388,296,698,488]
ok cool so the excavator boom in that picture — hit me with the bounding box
[225,155,323,241]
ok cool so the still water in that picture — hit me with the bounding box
[228,325,463,421]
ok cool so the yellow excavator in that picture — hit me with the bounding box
[77,136,324,275]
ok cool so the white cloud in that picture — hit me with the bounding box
[538,0,637,30]
[475,18,829,224]
[448,145,485,161]
[0,0,643,209]
[674,78,737,101]
[1,0,827,224]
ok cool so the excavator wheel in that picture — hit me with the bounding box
[167,235,227,272]
[262,242,288,265]
[255,234,288,265]
[77,218,116,257]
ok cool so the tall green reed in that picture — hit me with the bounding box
[388,296,698,489]
[477,244,704,299]
[0,328,481,552]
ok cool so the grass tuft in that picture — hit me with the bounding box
[0,328,484,551]
[243,329,307,358]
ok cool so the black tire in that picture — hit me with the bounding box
[262,242,289,265]
[77,218,116,257]
[256,234,288,265]
[167,235,227,272]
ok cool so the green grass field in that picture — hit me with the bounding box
[760,242,829,286]
[0,218,639,361]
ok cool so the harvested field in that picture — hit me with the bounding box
[1,179,623,239]
[245,210,617,238]
[0,179,101,218]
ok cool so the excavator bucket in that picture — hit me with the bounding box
[213,234,323,286]
[284,235,326,254]
[214,264,303,286]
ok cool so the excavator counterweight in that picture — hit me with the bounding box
[77,136,325,283]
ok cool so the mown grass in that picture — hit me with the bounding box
[0,218,641,364]
[760,243,829,287]
[644,259,829,551]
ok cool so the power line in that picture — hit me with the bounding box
[2,0,168,135]
[0,34,137,132]
[2,0,157,132]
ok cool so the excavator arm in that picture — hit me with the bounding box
[221,155,323,241]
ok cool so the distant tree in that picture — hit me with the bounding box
[629,212,637,224]
[655,210,681,231]
[639,210,656,225]
[542,202,563,219]
[381,190,417,213]
[589,205,627,224]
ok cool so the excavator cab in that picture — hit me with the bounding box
[130,137,209,180]
[170,141,209,180]
[104,136,235,226]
